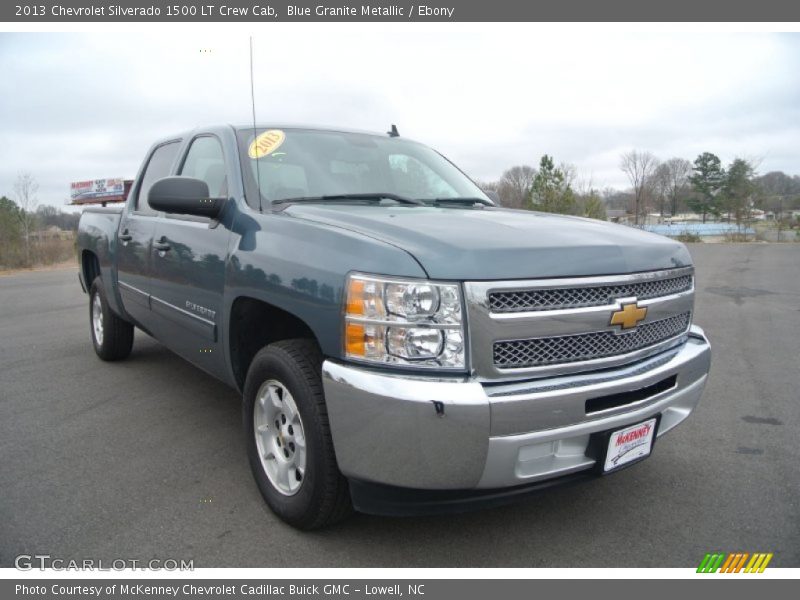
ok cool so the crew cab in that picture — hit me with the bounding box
[77,124,711,529]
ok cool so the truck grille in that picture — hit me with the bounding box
[465,267,696,378]
[489,274,692,313]
[493,312,691,369]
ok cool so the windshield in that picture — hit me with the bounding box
[236,128,489,207]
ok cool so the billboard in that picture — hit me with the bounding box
[70,178,126,201]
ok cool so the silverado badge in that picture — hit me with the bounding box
[610,302,647,331]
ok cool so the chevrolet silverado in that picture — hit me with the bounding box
[77,125,711,529]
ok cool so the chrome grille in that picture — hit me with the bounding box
[489,274,692,313]
[493,312,691,368]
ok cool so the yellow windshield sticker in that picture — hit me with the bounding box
[248,130,286,159]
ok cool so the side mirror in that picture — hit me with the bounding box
[148,176,225,219]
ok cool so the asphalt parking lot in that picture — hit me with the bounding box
[1,244,798,568]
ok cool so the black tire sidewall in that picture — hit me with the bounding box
[243,344,331,528]
[89,279,109,357]
[89,277,133,361]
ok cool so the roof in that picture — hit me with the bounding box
[148,123,408,150]
[231,123,401,137]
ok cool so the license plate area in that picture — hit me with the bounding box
[596,415,660,474]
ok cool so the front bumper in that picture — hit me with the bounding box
[323,325,710,492]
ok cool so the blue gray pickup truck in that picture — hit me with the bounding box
[77,125,711,529]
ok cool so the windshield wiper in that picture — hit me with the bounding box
[418,197,495,207]
[273,193,424,206]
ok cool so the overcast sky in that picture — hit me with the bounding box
[1,28,798,209]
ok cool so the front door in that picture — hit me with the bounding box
[149,135,231,379]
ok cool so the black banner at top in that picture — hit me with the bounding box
[4,0,800,22]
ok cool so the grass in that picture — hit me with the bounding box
[674,232,703,243]
[0,239,77,271]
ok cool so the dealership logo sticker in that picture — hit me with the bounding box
[697,552,773,573]
[249,129,285,158]
[610,421,653,465]
[603,418,657,471]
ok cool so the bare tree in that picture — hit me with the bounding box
[473,179,500,204]
[662,158,692,217]
[651,163,671,217]
[559,162,578,190]
[497,165,537,209]
[473,179,498,193]
[757,170,796,199]
[602,187,632,213]
[574,173,594,198]
[620,150,659,225]
[13,172,39,266]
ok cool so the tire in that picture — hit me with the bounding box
[243,339,352,529]
[89,277,134,361]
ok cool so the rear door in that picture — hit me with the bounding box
[148,134,231,378]
[116,140,181,329]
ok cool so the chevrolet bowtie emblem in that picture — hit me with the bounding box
[610,302,648,330]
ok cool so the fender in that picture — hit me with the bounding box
[221,208,427,385]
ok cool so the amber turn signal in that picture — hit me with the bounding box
[346,279,365,316]
[345,322,366,356]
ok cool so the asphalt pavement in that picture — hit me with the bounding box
[1,244,798,567]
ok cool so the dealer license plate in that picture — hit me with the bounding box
[603,417,657,473]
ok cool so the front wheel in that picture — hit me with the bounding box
[243,339,351,529]
[89,277,134,361]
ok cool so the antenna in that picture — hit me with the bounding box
[388,124,400,137]
[249,36,262,212]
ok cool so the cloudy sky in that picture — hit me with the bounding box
[1,27,798,209]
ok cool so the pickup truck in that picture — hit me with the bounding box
[77,124,711,529]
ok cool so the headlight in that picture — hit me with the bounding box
[344,273,465,369]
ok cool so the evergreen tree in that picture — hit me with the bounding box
[688,152,725,223]
[723,158,757,229]
[528,155,576,214]
[581,192,607,220]
[0,196,22,242]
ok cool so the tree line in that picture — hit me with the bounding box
[479,151,800,226]
[477,156,608,220]
[1,172,79,269]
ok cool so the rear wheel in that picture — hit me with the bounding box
[243,339,352,529]
[89,277,134,361]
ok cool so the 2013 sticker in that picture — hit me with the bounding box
[248,130,286,159]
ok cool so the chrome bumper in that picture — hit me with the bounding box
[322,325,711,490]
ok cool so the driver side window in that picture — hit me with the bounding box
[180,136,228,197]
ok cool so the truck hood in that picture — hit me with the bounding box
[284,205,692,280]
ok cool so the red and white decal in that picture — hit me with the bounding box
[604,417,657,472]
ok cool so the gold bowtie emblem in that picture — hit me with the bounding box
[610,302,648,330]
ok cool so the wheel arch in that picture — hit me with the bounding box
[81,249,101,290]
[228,295,323,392]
